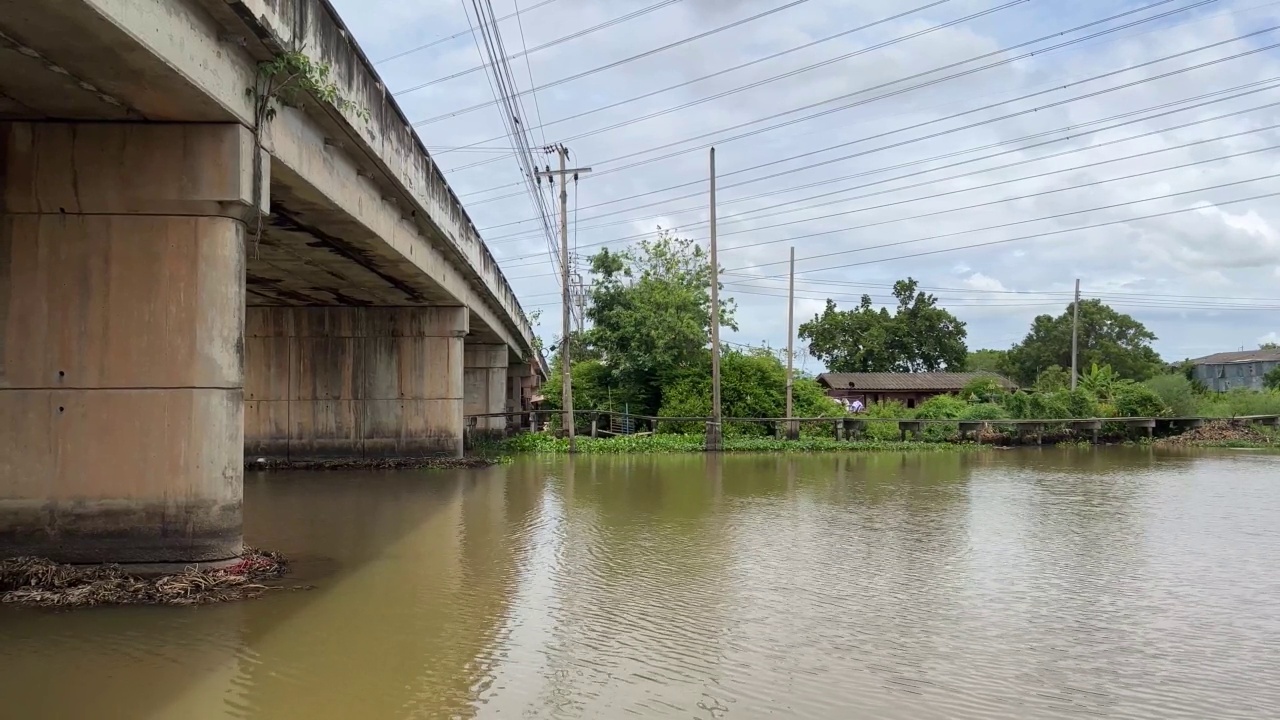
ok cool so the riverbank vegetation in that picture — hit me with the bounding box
[528,230,1280,454]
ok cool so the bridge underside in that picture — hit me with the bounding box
[0,0,536,564]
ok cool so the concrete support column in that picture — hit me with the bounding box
[464,344,509,435]
[0,122,259,563]
[244,306,468,460]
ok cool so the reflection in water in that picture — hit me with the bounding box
[2,449,1279,719]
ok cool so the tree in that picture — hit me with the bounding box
[1004,300,1163,385]
[1265,365,1280,391]
[1032,365,1070,392]
[581,230,736,415]
[799,278,967,372]
[1262,342,1279,350]
[967,349,1008,373]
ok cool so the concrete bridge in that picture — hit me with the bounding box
[0,0,542,563]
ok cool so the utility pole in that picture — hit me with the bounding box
[785,246,796,440]
[535,146,591,452]
[707,147,723,451]
[1071,278,1081,391]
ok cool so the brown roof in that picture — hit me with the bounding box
[816,371,1018,392]
[1190,349,1280,365]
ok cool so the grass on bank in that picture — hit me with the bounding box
[476,432,973,456]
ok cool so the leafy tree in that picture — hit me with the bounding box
[656,348,841,434]
[960,375,1009,403]
[1262,342,1279,350]
[1264,365,1280,391]
[1113,384,1169,418]
[799,278,967,372]
[966,348,1008,373]
[1144,374,1199,417]
[1032,365,1070,392]
[583,230,736,415]
[1004,300,1163,385]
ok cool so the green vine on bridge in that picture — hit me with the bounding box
[244,49,369,244]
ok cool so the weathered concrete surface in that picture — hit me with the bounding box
[464,344,509,435]
[0,122,252,563]
[245,307,468,460]
[0,0,538,359]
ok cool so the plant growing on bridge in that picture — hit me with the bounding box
[244,48,368,244]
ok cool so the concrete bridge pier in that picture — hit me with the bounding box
[0,122,257,563]
[464,344,509,439]
[244,306,469,461]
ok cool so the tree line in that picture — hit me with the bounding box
[544,230,1280,428]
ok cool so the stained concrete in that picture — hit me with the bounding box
[464,344,509,435]
[244,306,469,461]
[0,122,252,563]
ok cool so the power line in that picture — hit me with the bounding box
[412,0,829,128]
[463,0,562,283]
[430,0,969,154]
[735,186,1280,279]
[498,139,1280,265]
[396,0,685,96]
[375,0,561,64]
[724,173,1280,273]
[460,0,1219,202]
[487,116,1280,248]
[441,0,1280,164]
[490,90,1280,267]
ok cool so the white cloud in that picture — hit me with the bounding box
[1260,331,1280,346]
[334,0,1280,360]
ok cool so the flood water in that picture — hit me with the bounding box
[2,449,1279,719]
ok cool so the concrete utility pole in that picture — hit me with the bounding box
[535,146,591,452]
[1071,278,1081,390]
[785,246,796,440]
[707,147,723,451]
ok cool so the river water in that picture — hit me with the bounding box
[2,449,1279,719]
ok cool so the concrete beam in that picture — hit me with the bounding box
[0,121,253,563]
[245,306,468,460]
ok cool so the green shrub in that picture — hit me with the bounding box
[1144,374,1199,417]
[914,394,969,419]
[960,403,1007,420]
[960,376,1009,403]
[1195,389,1280,417]
[1113,383,1169,417]
[1061,388,1100,419]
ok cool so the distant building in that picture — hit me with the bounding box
[816,372,1019,409]
[1190,349,1280,392]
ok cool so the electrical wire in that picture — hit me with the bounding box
[427,0,962,146]
[486,116,1280,247]
[396,0,685,96]
[459,0,1218,201]
[375,0,561,64]
[488,88,1280,267]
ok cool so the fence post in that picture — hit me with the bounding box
[590,413,599,439]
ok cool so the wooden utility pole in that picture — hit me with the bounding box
[707,147,723,451]
[1071,278,1081,391]
[535,146,591,452]
[785,246,796,440]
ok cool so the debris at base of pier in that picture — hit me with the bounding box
[1155,420,1276,447]
[0,547,289,608]
[246,456,496,471]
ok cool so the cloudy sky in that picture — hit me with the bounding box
[331,0,1280,368]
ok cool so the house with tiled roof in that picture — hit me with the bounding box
[815,372,1018,409]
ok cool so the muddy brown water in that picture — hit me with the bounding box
[2,448,1278,719]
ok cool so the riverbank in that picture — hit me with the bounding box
[481,433,973,455]
[1154,420,1279,449]
[478,421,1279,455]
